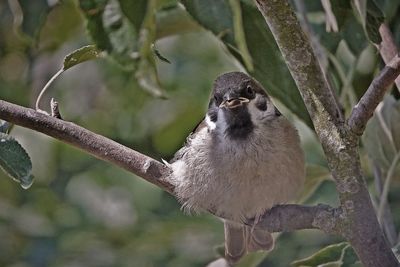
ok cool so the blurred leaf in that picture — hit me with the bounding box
[364,0,384,44]
[79,0,166,96]
[292,242,350,267]
[299,164,331,203]
[17,0,50,40]
[352,0,384,44]
[135,0,166,97]
[304,1,368,56]
[237,252,266,267]
[79,0,112,51]
[0,133,34,189]
[363,96,400,172]
[102,0,139,69]
[118,0,147,31]
[181,0,312,127]
[63,45,103,70]
[228,0,253,71]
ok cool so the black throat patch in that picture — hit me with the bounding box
[223,107,254,139]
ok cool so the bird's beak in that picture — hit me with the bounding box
[219,97,249,109]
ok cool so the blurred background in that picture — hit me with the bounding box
[0,0,399,266]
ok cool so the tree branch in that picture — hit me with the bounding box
[254,0,344,157]
[0,100,175,194]
[252,204,343,235]
[378,24,400,92]
[348,53,400,135]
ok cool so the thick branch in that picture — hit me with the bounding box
[252,204,343,235]
[0,100,175,194]
[254,0,344,157]
[348,53,400,135]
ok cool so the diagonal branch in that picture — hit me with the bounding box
[0,100,175,194]
[348,53,400,135]
[0,99,340,235]
[254,0,344,157]
[378,24,400,92]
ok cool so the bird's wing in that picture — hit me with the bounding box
[169,118,207,163]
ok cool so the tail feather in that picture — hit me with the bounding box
[224,221,247,265]
[247,227,274,252]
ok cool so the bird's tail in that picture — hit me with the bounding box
[224,221,274,265]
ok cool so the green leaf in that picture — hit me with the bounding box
[352,0,385,44]
[364,0,385,44]
[134,0,166,97]
[181,0,312,128]
[291,242,348,267]
[363,96,400,172]
[63,45,103,70]
[0,133,34,189]
[79,0,166,96]
[292,243,359,267]
[298,164,332,203]
[79,0,112,51]
[18,0,51,40]
[228,0,253,71]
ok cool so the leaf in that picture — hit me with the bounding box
[134,0,166,97]
[292,243,359,267]
[79,0,110,51]
[17,0,51,40]
[303,1,368,56]
[228,0,253,71]
[299,164,332,203]
[352,0,385,44]
[292,242,348,267]
[63,45,103,70]
[363,96,400,173]
[0,133,34,189]
[181,0,312,128]
[79,0,166,96]
[364,0,384,44]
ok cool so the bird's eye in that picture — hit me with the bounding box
[246,85,255,97]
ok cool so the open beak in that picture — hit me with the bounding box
[219,97,250,109]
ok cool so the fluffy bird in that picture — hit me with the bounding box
[169,72,305,264]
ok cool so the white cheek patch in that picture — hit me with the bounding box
[205,114,216,130]
[248,96,274,122]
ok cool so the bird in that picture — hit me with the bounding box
[168,71,305,265]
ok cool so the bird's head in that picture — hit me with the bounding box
[206,72,281,139]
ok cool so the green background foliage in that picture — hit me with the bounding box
[0,0,399,266]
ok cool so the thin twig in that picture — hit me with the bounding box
[348,53,400,135]
[0,100,175,194]
[378,24,400,92]
[35,69,63,114]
